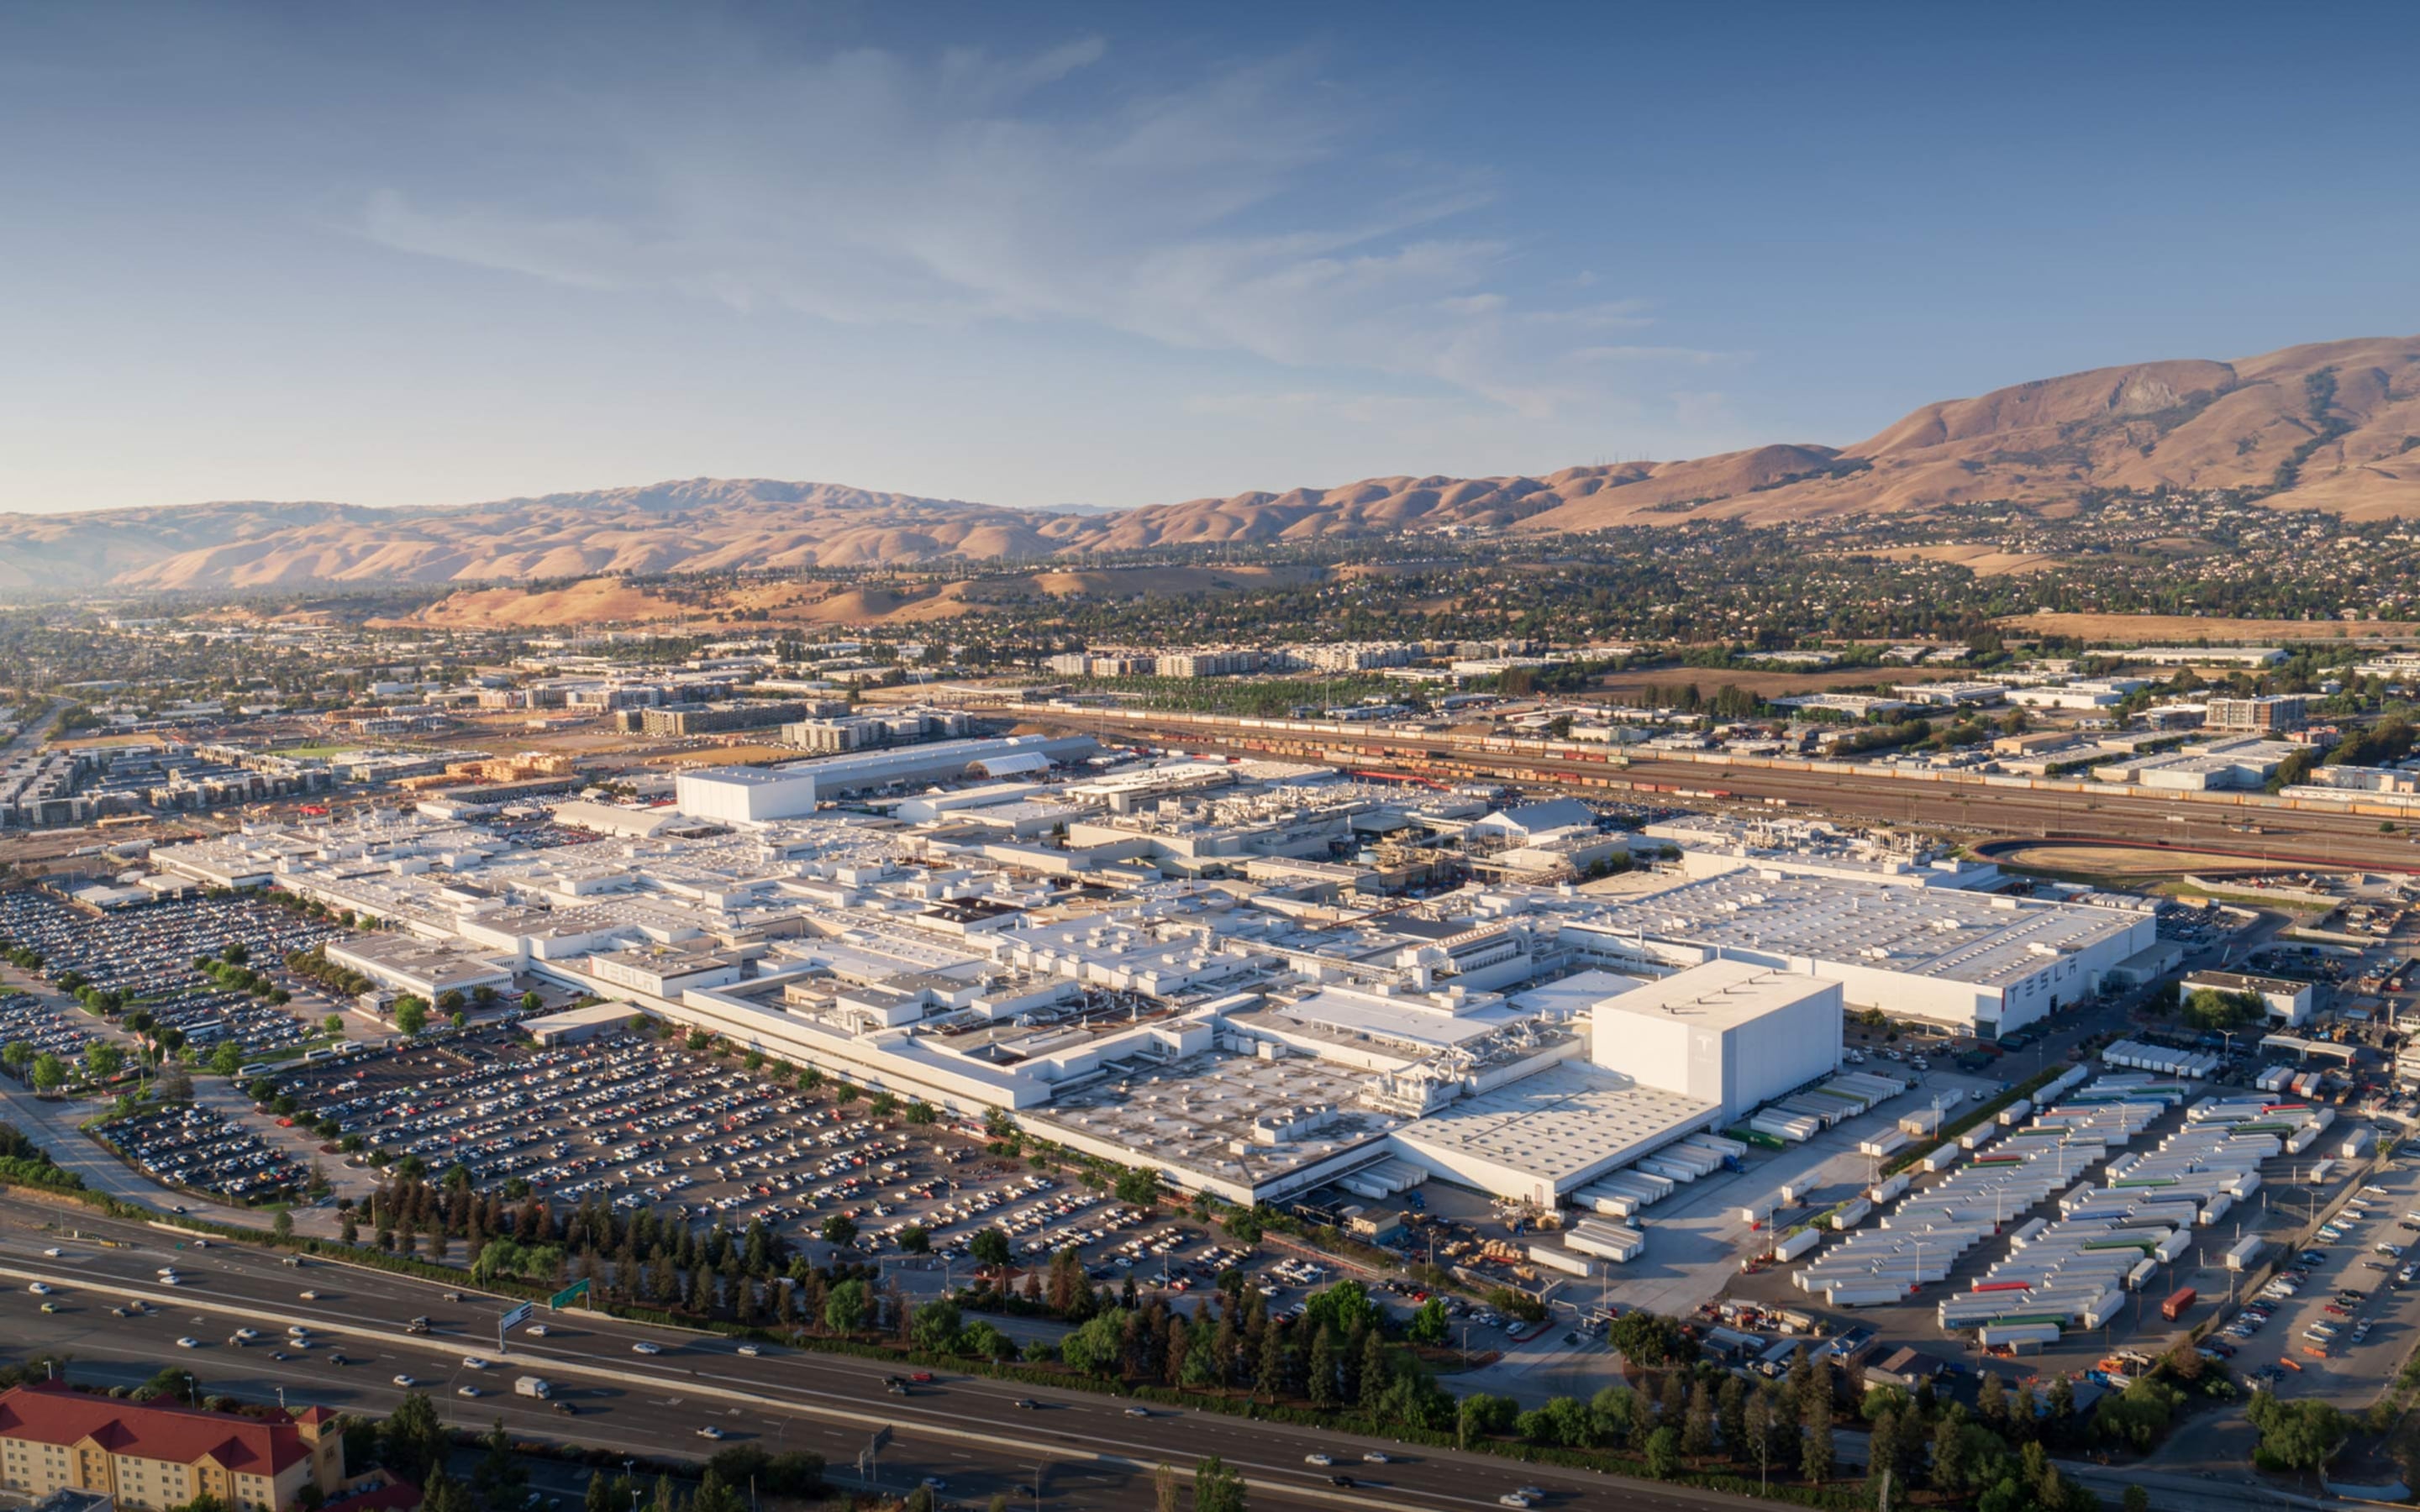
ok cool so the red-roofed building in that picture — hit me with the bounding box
[0,1384,345,1511]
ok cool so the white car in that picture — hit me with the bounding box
[41,1247,61,1257]
[734,1344,760,1357]
[1305,1453,1333,1467]
[526,1324,548,1338]
[160,1274,182,1287]
[697,1426,723,1441]
[1498,1499,1532,1510]
[632,1341,662,1356]
[27,1283,51,1295]
[1364,1452,1391,1463]
[234,1327,260,1341]
[393,1374,417,1388]
[461,1357,490,1370]
[458,1385,483,1398]
[176,1337,200,1350]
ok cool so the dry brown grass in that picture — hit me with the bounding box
[1996,612,2420,643]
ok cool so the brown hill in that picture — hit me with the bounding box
[7,334,2417,595]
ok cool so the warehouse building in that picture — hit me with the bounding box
[1590,960,1842,1123]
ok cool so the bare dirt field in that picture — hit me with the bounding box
[1996,612,2420,643]
[1833,543,2072,576]
[1984,839,2336,878]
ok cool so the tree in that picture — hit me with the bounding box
[868,1090,898,1118]
[520,991,542,1013]
[30,1053,65,1093]
[208,1041,244,1077]
[1644,1425,1681,1479]
[1114,1166,1165,1209]
[897,1224,931,1254]
[84,1043,123,1080]
[1802,1399,1834,1483]
[971,1227,1014,1269]
[1155,1463,1184,1512]
[908,1299,962,1355]
[1,1042,29,1074]
[822,1278,871,1333]
[393,997,429,1037]
[271,1210,294,1242]
[471,1418,526,1512]
[381,1391,450,1484]
[1192,1454,1247,1512]
[1607,1309,1695,1367]
[820,1214,858,1247]
[2122,1488,2150,1512]
[1682,1378,1717,1458]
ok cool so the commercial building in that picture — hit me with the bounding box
[0,1386,346,1512]
[673,767,820,824]
[2177,969,2314,1027]
[1590,960,1843,1123]
[2207,695,2309,733]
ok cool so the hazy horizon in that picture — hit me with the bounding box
[7,1,2419,517]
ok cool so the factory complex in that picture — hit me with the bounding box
[145,743,2154,1214]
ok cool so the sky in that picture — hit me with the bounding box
[4,1,2418,517]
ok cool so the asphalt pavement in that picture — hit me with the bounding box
[0,1193,1772,1512]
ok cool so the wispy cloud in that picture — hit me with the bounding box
[353,26,1676,417]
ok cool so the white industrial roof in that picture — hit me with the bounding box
[1393,1063,1712,1184]
[1594,958,1829,1031]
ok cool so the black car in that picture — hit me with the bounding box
[551,1401,578,1415]
[1328,1476,1355,1488]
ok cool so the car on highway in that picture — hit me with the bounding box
[443,1291,464,1302]
[1497,1498,1532,1509]
[233,1327,260,1341]
[551,1401,578,1415]
[299,1289,320,1300]
[27,1283,51,1295]
[176,1337,198,1349]
[696,1426,723,1441]
[458,1386,482,1399]
[526,1324,548,1337]
[393,1374,417,1388]
[41,1247,60,1257]
[1363,1452,1391,1463]
[38,1302,57,1314]
[1123,1407,1149,1418]
[1013,1399,1039,1410]
[734,1344,760,1357]
[1304,1454,1333,1467]
[918,1479,944,1493]
[632,1341,661,1355]
[462,1357,490,1370]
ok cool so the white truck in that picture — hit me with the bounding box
[513,1377,552,1400]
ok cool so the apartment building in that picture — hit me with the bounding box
[0,1387,345,1512]
[2207,694,2309,733]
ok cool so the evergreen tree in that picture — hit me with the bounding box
[1682,1378,1717,1459]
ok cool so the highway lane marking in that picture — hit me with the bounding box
[3,1244,1761,1512]
[0,1262,1527,1512]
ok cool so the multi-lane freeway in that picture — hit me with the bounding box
[0,1194,1765,1512]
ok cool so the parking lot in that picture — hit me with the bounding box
[256,1030,1251,1284]
[92,1100,303,1203]
[0,989,100,1064]
[0,889,342,1054]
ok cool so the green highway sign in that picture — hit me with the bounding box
[548,1279,590,1310]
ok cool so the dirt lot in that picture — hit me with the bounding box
[1996,612,2420,643]
[1984,840,2336,879]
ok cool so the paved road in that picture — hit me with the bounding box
[0,1194,1770,1512]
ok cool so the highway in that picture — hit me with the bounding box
[0,1194,1767,1512]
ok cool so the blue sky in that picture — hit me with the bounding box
[4,2,2416,516]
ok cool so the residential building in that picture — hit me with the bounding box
[0,1386,345,1512]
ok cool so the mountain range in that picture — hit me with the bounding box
[5,334,2417,596]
